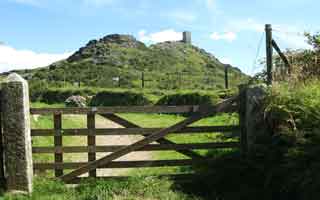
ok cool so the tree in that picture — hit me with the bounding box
[305,32,320,51]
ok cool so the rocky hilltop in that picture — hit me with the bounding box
[3,34,247,89]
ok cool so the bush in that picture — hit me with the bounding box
[156,92,219,106]
[90,91,151,106]
[267,81,320,130]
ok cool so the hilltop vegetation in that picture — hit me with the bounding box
[1,34,247,91]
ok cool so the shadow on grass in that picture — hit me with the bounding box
[173,135,320,200]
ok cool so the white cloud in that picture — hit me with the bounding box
[210,32,237,42]
[0,44,72,73]
[220,57,232,65]
[138,29,182,43]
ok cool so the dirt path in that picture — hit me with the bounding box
[83,115,152,177]
[33,114,152,177]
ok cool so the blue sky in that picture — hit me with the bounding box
[0,0,318,74]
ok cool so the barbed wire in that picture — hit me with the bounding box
[249,32,265,75]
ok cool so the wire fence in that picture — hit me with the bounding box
[42,68,248,90]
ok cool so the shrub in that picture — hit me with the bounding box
[90,91,151,106]
[156,92,219,106]
[266,81,320,131]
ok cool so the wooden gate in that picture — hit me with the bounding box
[31,96,240,183]
[0,90,6,187]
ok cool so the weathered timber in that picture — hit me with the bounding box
[271,39,291,74]
[30,106,201,115]
[54,114,63,177]
[31,126,240,136]
[100,114,139,128]
[239,85,248,155]
[101,114,204,159]
[265,24,273,85]
[87,113,96,177]
[59,96,238,182]
[33,142,239,153]
[34,159,214,170]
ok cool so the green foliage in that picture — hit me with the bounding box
[90,91,151,106]
[306,32,320,51]
[272,32,320,83]
[266,81,320,130]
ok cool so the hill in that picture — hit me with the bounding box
[1,34,248,90]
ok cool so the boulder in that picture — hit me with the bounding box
[65,95,87,107]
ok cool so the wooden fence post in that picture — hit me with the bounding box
[238,85,247,155]
[141,72,144,89]
[54,114,63,177]
[1,73,33,193]
[225,65,229,89]
[87,113,96,177]
[266,24,273,85]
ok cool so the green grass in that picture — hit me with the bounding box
[3,177,198,200]
[118,113,239,175]
[31,103,87,164]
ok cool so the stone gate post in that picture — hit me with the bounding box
[239,84,268,154]
[1,73,33,193]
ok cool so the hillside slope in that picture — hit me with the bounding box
[2,34,248,90]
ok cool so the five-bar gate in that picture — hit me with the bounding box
[30,97,241,183]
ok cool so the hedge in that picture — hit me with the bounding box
[156,92,220,106]
[32,89,94,104]
[89,91,151,106]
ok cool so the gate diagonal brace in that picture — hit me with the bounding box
[100,113,204,160]
[60,96,238,182]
